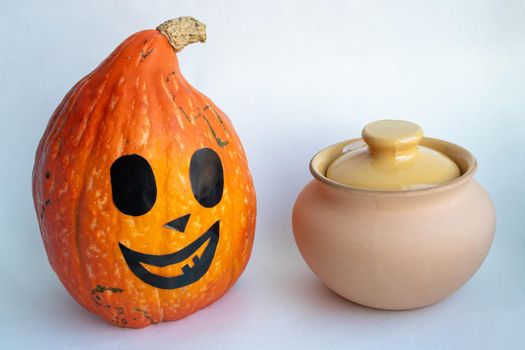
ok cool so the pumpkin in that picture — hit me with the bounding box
[32,17,256,328]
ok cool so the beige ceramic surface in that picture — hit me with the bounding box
[326,120,461,190]
[292,137,496,310]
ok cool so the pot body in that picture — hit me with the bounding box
[292,178,495,310]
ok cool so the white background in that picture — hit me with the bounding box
[1,0,524,349]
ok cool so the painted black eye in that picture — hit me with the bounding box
[190,148,223,208]
[110,154,157,216]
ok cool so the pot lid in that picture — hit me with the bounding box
[326,120,461,190]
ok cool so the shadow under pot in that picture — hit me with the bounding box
[292,120,495,310]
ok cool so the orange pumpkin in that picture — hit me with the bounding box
[32,17,256,328]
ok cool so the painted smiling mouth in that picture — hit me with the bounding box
[119,221,220,289]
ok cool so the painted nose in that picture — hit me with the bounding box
[165,213,191,232]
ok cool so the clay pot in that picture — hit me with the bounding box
[292,137,495,310]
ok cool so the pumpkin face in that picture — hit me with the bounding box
[32,17,256,328]
[114,148,224,290]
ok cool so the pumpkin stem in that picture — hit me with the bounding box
[157,17,207,52]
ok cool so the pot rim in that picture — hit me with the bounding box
[309,137,478,197]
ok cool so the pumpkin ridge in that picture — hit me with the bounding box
[159,73,179,112]
[72,77,110,147]
[52,45,127,309]
[77,71,154,320]
[34,72,103,313]
[36,75,86,167]
[146,76,167,324]
[39,74,91,166]
[73,73,115,314]
[40,30,140,167]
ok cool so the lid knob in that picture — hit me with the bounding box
[326,119,461,190]
[362,120,422,160]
